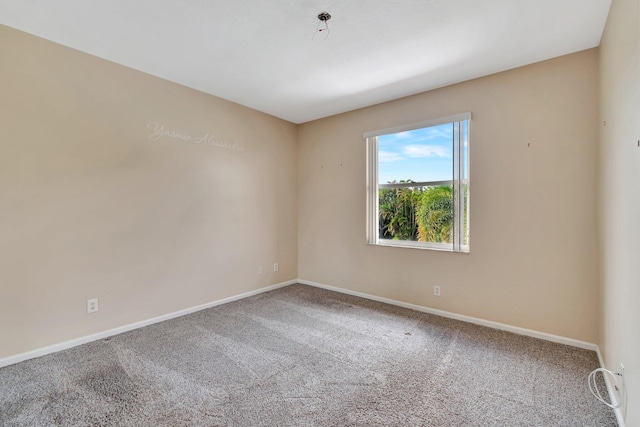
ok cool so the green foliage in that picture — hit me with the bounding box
[378,181,421,241]
[378,182,459,244]
[417,186,453,243]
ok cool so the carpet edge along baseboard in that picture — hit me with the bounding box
[1,278,598,368]
[0,280,297,368]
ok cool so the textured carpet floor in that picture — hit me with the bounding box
[0,284,616,426]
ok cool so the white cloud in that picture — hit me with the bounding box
[393,131,412,139]
[421,127,451,140]
[384,130,425,141]
[378,150,403,162]
[403,145,449,158]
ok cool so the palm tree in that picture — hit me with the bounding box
[378,181,421,240]
[417,186,453,243]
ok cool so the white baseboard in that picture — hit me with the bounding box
[297,279,598,351]
[0,280,296,369]
[0,277,625,427]
[596,348,626,427]
[299,279,626,425]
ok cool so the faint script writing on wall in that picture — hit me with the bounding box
[147,122,245,151]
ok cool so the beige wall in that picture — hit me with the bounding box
[298,50,600,343]
[0,25,298,359]
[0,15,624,391]
[599,0,640,423]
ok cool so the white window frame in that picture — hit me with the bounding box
[365,113,471,252]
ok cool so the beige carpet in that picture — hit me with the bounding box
[0,284,616,426]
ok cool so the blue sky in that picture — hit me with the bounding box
[378,123,454,184]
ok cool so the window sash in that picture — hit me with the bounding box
[377,238,468,252]
[378,180,467,189]
[363,112,471,139]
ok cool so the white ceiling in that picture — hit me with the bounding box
[0,1,611,124]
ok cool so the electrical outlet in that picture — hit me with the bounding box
[434,286,441,297]
[259,266,263,275]
[273,263,279,272]
[87,298,99,313]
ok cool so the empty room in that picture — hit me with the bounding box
[0,1,638,426]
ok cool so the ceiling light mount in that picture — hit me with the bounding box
[317,12,331,22]
[313,11,332,40]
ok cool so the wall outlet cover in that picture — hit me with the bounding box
[87,298,99,313]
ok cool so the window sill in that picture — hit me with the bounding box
[372,239,470,253]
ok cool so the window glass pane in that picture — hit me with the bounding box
[377,124,453,184]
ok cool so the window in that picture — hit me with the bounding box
[365,113,470,252]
